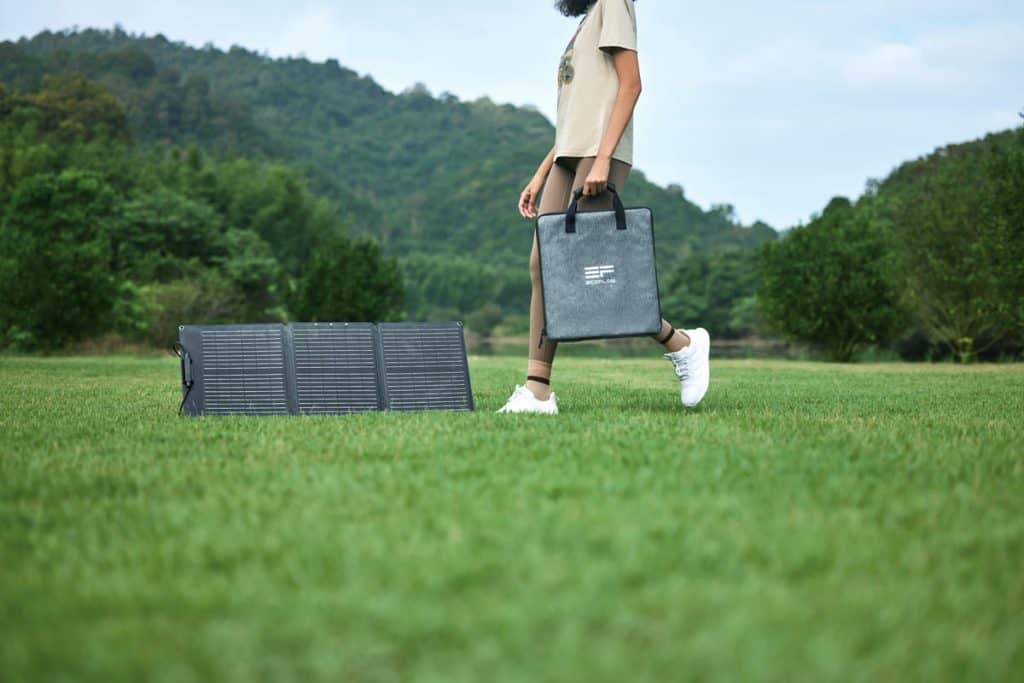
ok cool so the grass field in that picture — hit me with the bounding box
[1,355,1022,682]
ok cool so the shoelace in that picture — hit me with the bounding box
[499,386,533,413]
[664,353,690,381]
[502,385,529,407]
[498,388,516,412]
[516,385,553,404]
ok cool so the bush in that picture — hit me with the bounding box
[139,268,245,347]
[289,235,404,322]
[0,170,119,350]
[660,246,761,339]
[465,303,504,338]
[758,197,906,361]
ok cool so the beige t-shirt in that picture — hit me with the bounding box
[554,0,638,166]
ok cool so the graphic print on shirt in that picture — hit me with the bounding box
[558,47,575,87]
[558,15,587,88]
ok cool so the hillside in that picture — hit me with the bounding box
[3,28,775,320]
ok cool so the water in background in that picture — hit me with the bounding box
[468,336,795,359]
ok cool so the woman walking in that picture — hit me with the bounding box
[497,0,711,414]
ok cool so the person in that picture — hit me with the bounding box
[497,0,710,415]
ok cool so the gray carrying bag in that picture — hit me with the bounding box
[535,183,662,344]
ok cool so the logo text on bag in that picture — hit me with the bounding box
[584,264,616,285]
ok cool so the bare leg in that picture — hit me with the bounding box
[525,162,575,400]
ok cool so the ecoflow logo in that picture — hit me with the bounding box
[584,264,616,286]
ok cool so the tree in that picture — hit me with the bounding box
[660,246,762,339]
[0,170,119,349]
[758,197,906,361]
[465,303,504,339]
[113,188,224,281]
[979,127,1024,347]
[213,228,286,321]
[399,253,506,320]
[137,268,245,347]
[15,73,130,143]
[883,131,1024,361]
[289,235,405,322]
[211,159,337,272]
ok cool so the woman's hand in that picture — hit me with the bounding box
[582,156,611,196]
[518,177,545,219]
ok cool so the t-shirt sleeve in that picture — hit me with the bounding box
[598,0,638,52]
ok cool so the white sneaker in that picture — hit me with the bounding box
[663,327,710,408]
[496,384,559,415]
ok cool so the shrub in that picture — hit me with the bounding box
[758,197,906,361]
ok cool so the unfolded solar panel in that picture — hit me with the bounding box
[379,323,475,412]
[193,324,290,416]
[178,322,473,416]
[292,323,383,414]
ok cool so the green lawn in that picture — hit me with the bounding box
[1,355,1022,682]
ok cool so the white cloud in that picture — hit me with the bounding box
[266,3,343,62]
[842,42,956,88]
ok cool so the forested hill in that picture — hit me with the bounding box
[3,27,1018,360]
[4,28,775,263]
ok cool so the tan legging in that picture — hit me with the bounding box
[526,156,687,399]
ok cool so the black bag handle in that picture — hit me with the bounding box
[565,182,628,234]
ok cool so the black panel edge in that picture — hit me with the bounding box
[178,325,204,417]
[458,320,475,411]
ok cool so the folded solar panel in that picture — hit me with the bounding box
[177,322,473,416]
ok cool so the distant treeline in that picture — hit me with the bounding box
[1,29,1021,361]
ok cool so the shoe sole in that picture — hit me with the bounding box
[496,407,559,415]
[496,400,559,415]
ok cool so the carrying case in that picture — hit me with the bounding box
[535,183,662,344]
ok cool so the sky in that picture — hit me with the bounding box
[1,0,1021,229]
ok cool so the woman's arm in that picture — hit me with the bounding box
[535,144,556,187]
[582,48,642,196]
[519,144,557,218]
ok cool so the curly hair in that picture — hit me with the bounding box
[555,0,633,18]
